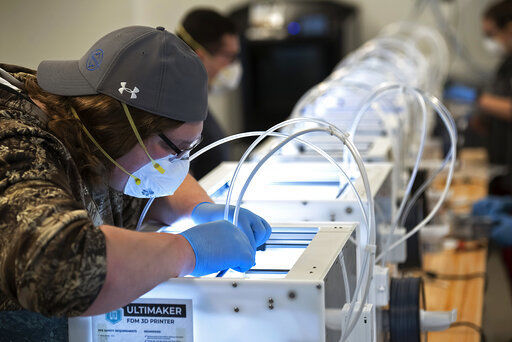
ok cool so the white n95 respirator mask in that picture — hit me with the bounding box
[176,24,242,95]
[123,156,189,198]
[71,103,191,199]
[210,61,242,94]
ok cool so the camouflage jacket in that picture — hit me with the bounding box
[0,64,144,340]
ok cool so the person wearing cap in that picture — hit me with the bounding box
[0,26,270,339]
[177,8,242,179]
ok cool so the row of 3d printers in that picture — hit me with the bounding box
[70,22,457,342]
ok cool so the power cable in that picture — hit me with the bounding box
[450,321,486,342]
[423,270,486,281]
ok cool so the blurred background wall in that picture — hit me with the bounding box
[0,0,499,135]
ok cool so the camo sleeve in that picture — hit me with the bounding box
[0,116,107,317]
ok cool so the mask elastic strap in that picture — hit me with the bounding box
[176,24,211,57]
[120,102,165,174]
[70,107,141,185]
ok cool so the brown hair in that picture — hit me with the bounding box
[24,75,183,188]
[484,0,512,29]
[180,8,237,54]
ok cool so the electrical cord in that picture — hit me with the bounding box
[423,270,486,281]
[450,321,486,342]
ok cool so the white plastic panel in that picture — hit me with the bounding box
[69,279,325,342]
[69,223,358,342]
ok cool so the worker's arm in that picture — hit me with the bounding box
[85,217,262,316]
[479,93,512,121]
[0,175,195,318]
[82,225,194,316]
[0,117,253,318]
[145,173,213,226]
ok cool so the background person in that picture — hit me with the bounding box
[472,0,512,167]
[177,8,242,179]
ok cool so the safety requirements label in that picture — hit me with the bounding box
[92,298,193,342]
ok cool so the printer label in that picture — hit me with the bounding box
[124,303,186,318]
[92,298,193,342]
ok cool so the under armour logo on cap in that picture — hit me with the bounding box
[118,82,139,99]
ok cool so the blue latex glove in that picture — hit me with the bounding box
[491,215,512,246]
[179,220,256,276]
[191,202,272,249]
[472,196,512,217]
[443,84,478,103]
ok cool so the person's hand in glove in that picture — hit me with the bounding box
[191,202,272,249]
[179,220,256,276]
[472,196,512,217]
[490,214,512,247]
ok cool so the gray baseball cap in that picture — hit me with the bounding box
[37,26,208,122]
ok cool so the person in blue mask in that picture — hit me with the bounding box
[0,26,271,340]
